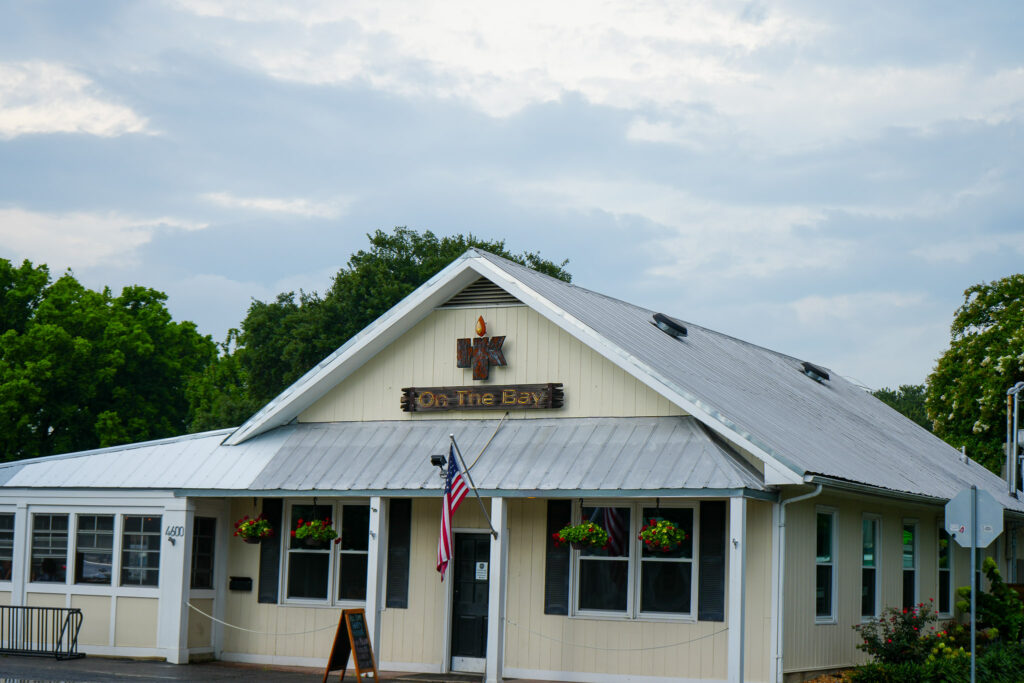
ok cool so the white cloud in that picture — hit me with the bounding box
[789,291,926,327]
[201,191,350,219]
[0,62,150,139]
[912,233,1024,265]
[508,177,845,278]
[169,2,1024,149]
[0,207,206,269]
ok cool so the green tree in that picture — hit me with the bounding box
[188,228,570,428]
[0,260,217,460]
[927,275,1024,474]
[872,384,931,431]
[185,330,262,433]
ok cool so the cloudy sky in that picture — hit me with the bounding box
[1,1,1022,390]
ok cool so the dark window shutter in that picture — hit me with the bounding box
[257,499,283,604]
[698,500,726,621]
[386,498,412,608]
[544,499,572,615]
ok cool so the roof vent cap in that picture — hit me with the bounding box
[801,361,830,383]
[653,313,687,339]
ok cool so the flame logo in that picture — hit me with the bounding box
[476,316,486,337]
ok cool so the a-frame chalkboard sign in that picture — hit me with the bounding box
[322,608,379,683]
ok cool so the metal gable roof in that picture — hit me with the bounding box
[0,417,766,495]
[470,250,1024,511]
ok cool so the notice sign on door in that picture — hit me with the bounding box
[475,562,488,581]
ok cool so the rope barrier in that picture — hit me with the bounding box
[186,602,339,636]
[504,618,728,651]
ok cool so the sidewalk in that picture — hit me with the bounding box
[0,655,414,682]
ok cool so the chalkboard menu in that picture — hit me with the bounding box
[321,608,379,682]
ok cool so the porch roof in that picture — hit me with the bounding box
[0,416,766,496]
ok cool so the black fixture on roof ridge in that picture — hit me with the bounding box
[652,313,687,339]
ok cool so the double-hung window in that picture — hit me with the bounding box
[902,520,918,609]
[75,515,114,584]
[938,527,953,616]
[121,515,161,587]
[861,515,880,620]
[190,516,217,590]
[572,502,696,619]
[284,501,370,604]
[31,514,68,583]
[815,508,837,622]
[0,513,13,581]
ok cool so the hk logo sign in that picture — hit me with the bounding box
[457,316,507,380]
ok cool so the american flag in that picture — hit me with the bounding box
[437,444,469,580]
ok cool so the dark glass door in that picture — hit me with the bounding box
[451,533,490,662]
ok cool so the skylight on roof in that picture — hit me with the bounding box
[652,313,687,339]
[801,361,830,383]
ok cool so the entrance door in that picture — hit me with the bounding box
[450,533,490,672]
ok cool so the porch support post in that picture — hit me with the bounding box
[365,496,388,656]
[12,502,28,606]
[728,496,747,683]
[485,497,508,683]
[157,498,193,664]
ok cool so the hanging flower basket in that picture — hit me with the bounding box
[552,522,609,550]
[292,517,340,546]
[638,518,687,552]
[234,514,274,543]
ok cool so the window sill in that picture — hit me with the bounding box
[815,619,838,626]
[25,583,159,597]
[279,599,367,609]
[570,611,697,624]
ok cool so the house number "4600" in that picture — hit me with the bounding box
[165,525,185,538]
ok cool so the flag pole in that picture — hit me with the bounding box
[450,433,497,538]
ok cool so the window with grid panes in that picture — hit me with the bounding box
[31,514,68,582]
[0,513,13,581]
[284,502,370,604]
[121,515,161,586]
[861,516,879,619]
[75,515,114,584]
[938,527,952,615]
[572,502,696,618]
[191,516,216,590]
[902,521,918,610]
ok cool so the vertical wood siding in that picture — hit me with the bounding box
[783,493,944,674]
[188,597,214,649]
[300,306,684,423]
[744,500,773,682]
[502,499,730,680]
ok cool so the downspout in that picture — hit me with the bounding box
[774,484,823,683]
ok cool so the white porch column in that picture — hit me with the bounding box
[157,499,193,664]
[485,497,508,683]
[364,496,388,655]
[728,496,748,683]
[12,502,28,606]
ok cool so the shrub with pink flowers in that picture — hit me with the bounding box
[853,601,940,664]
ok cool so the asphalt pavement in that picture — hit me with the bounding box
[0,655,339,682]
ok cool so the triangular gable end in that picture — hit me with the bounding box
[225,250,802,485]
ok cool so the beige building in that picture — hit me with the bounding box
[1,249,1021,682]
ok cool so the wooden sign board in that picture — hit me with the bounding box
[322,609,379,683]
[400,382,564,413]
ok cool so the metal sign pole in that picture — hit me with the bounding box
[970,484,977,683]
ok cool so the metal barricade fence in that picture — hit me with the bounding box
[0,605,85,659]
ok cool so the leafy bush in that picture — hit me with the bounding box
[853,602,941,664]
[956,556,1024,643]
[849,638,1024,682]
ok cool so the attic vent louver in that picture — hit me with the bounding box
[439,277,523,308]
[653,313,687,339]
[801,361,830,383]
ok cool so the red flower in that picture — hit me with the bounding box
[290,530,296,537]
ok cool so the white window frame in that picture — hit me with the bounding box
[815,506,838,624]
[937,524,954,618]
[569,499,699,622]
[280,499,370,607]
[22,506,163,597]
[74,513,115,586]
[861,514,881,621]
[902,518,919,610]
[0,510,16,585]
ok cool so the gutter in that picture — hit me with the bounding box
[773,483,823,683]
